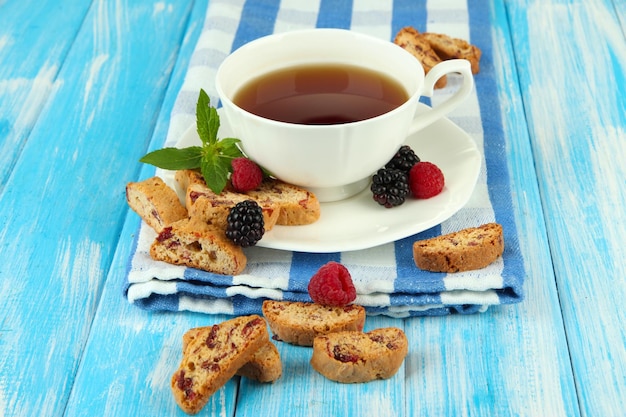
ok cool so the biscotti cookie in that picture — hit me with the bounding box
[126,177,187,233]
[421,32,482,74]
[176,169,320,227]
[150,217,246,275]
[185,182,280,232]
[412,223,504,272]
[182,328,282,383]
[394,26,447,89]
[262,300,366,347]
[175,169,206,192]
[171,315,269,414]
[236,341,282,383]
[245,179,320,226]
[310,327,408,383]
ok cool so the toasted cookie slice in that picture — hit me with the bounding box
[185,182,280,232]
[175,169,206,191]
[394,26,447,89]
[311,327,408,383]
[176,169,319,227]
[245,179,321,226]
[150,217,246,275]
[262,301,366,347]
[236,341,282,383]
[412,223,504,272]
[171,316,269,414]
[421,32,482,74]
[182,328,282,383]
[126,177,187,233]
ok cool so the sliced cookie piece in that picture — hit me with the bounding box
[412,223,504,272]
[236,341,282,383]
[126,176,187,233]
[176,169,320,227]
[394,26,447,89]
[171,315,269,414]
[182,328,282,383]
[422,32,482,74]
[310,327,408,383]
[262,300,366,347]
[244,179,321,226]
[185,182,280,232]
[175,169,206,192]
[150,217,246,275]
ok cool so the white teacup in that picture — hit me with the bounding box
[216,29,473,202]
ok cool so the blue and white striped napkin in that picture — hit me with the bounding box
[125,0,525,318]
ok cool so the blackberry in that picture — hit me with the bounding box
[226,200,265,247]
[371,168,409,208]
[385,145,420,173]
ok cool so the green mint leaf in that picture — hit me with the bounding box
[216,138,244,159]
[260,165,274,178]
[207,106,220,145]
[217,137,241,148]
[139,146,203,170]
[196,89,219,146]
[201,152,230,194]
[139,90,252,195]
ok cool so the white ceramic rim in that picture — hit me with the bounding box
[215,28,426,132]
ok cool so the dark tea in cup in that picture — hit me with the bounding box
[232,64,409,125]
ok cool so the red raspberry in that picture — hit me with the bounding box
[409,161,445,199]
[231,157,263,192]
[307,262,357,306]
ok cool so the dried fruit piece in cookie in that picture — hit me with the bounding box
[171,315,269,414]
[310,327,408,383]
[308,262,357,306]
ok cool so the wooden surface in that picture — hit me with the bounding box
[0,0,624,416]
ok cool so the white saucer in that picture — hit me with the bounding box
[173,106,481,253]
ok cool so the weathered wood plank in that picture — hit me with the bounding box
[505,0,626,415]
[0,1,91,191]
[0,1,196,416]
[60,0,237,416]
[615,0,626,28]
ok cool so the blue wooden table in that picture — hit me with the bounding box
[1,0,624,416]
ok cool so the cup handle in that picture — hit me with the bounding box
[409,59,474,134]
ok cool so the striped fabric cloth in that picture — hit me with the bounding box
[125,0,525,317]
